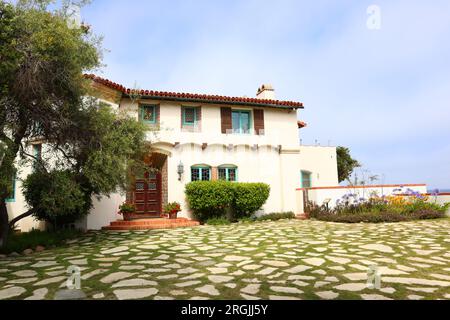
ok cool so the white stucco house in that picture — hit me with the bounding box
[6,75,340,231]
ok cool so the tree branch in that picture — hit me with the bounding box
[9,208,36,229]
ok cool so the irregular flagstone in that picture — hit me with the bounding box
[269,295,301,300]
[327,256,351,264]
[101,246,129,255]
[270,286,303,294]
[196,285,220,296]
[223,255,250,262]
[177,267,198,274]
[170,290,187,296]
[112,279,157,288]
[93,293,105,299]
[82,269,107,280]
[175,280,202,288]
[13,270,37,277]
[8,277,38,284]
[157,274,178,280]
[0,286,26,300]
[119,265,145,271]
[241,284,260,295]
[31,261,58,268]
[94,257,121,262]
[406,287,437,293]
[256,267,277,275]
[114,288,158,300]
[361,294,393,300]
[208,275,234,283]
[383,277,450,287]
[292,280,309,287]
[100,272,134,284]
[284,265,312,274]
[243,264,262,271]
[359,244,394,253]
[261,260,290,267]
[334,283,367,292]
[144,266,169,273]
[25,288,48,300]
[207,267,228,274]
[225,283,237,289]
[34,276,66,286]
[430,273,450,281]
[316,291,339,300]
[343,273,367,281]
[69,259,88,265]
[241,293,261,300]
[407,295,424,300]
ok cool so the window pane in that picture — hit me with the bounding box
[201,168,210,181]
[232,111,240,133]
[228,169,237,182]
[136,182,145,190]
[241,112,250,133]
[191,168,200,181]
[302,172,312,188]
[184,108,196,124]
[218,168,227,180]
[142,106,155,122]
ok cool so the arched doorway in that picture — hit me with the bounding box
[128,152,168,218]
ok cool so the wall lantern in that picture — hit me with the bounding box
[177,162,184,181]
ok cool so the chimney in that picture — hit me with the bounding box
[256,84,275,100]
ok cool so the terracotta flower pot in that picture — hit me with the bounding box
[122,212,134,221]
[168,211,179,219]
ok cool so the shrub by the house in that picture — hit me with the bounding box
[185,181,270,222]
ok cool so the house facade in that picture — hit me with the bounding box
[6,75,339,231]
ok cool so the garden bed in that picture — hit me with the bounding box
[307,187,449,223]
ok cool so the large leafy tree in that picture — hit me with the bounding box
[0,0,148,246]
[336,146,361,183]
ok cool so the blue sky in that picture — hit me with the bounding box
[77,0,450,189]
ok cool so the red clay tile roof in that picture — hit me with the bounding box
[85,74,304,109]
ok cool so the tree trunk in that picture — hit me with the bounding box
[0,200,9,248]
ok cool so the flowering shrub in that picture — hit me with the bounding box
[164,202,181,214]
[119,202,135,214]
[307,186,449,223]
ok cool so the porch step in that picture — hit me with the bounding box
[102,218,200,231]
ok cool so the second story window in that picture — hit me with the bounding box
[232,110,251,134]
[183,107,197,126]
[191,166,211,181]
[140,105,156,124]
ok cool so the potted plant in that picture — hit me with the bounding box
[164,202,181,219]
[119,202,136,221]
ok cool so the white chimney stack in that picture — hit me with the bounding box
[256,84,275,100]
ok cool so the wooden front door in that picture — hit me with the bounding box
[134,171,161,217]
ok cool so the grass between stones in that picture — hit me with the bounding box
[0,218,449,300]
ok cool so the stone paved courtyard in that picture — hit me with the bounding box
[1,219,450,300]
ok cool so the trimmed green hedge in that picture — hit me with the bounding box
[185,181,270,222]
